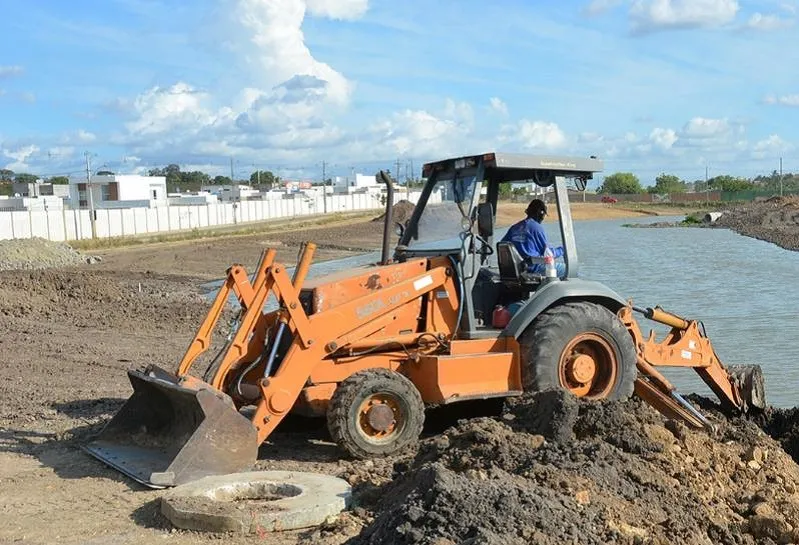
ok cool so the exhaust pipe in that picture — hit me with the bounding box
[377,170,394,265]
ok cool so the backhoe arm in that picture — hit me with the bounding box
[619,304,765,429]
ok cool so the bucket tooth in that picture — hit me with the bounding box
[82,366,258,488]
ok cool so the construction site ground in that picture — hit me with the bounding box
[3,200,799,545]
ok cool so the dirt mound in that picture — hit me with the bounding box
[350,391,799,545]
[715,197,799,251]
[372,200,416,225]
[0,237,94,270]
[0,269,208,327]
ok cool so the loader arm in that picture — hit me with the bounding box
[248,262,451,445]
[619,305,765,429]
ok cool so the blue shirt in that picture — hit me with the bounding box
[500,218,564,266]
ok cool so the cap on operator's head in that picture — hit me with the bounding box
[526,199,547,219]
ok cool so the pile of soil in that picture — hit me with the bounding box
[348,391,799,545]
[0,269,207,327]
[372,200,416,225]
[715,196,799,251]
[0,237,96,270]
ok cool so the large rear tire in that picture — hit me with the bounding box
[520,302,637,401]
[327,369,425,459]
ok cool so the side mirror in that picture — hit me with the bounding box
[394,222,405,237]
[476,202,494,238]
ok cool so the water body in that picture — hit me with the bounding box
[202,216,799,408]
[567,216,799,409]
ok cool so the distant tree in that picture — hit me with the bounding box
[14,173,38,184]
[0,169,13,182]
[498,182,512,199]
[708,175,754,192]
[250,170,278,188]
[49,176,69,185]
[180,171,211,186]
[647,173,687,194]
[213,175,232,185]
[598,172,644,194]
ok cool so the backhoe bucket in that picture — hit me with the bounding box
[728,364,767,412]
[83,366,258,488]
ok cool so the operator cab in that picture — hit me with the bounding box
[394,152,602,336]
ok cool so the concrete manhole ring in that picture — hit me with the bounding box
[160,470,352,534]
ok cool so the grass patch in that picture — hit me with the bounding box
[69,211,376,251]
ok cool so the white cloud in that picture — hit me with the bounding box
[752,135,793,159]
[650,127,678,149]
[443,99,473,123]
[231,0,353,105]
[764,94,799,106]
[682,116,730,138]
[116,0,369,161]
[305,0,368,20]
[744,12,794,30]
[360,100,476,158]
[488,97,508,116]
[509,120,567,150]
[125,82,217,136]
[19,92,35,103]
[75,129,97,143]
[630,0,739,32]
[0,65,23,78]
[2,144,39,171]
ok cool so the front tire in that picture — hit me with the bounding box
[327,369,425,459]
[520,302,637,401]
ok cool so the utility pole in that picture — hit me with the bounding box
[322,160,327,214]
[85,151,97,239]
[705,164,709,205]
[780,157,783,198]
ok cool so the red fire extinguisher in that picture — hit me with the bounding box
[492,305,511,328]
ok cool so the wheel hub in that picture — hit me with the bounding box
[558,332,619,399]
[366,403,395,432]
[568,354,597,384]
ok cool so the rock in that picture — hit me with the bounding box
[644,424,675,448]
[574,490,590,506]
[665,419,688,441]
[748,460,762,471]
[744,445,765,464]
[749,515,791,541]
[750,502,774,517]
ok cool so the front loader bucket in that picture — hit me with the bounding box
[728,364,767,412]
[83,366,258,488]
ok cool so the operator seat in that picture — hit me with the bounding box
[496,241,544,286]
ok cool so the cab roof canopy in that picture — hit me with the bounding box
[422,152,604,186]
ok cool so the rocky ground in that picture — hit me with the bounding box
[715,196,799,251]
[2,202,799,545]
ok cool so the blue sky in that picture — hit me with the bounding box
[0,0,797,188]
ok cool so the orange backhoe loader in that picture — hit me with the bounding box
[84,152,765,488]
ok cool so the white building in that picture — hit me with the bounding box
[68,174,167,209]
[332,173,388,194]
[0,195,65,212]
[199,184,260,201]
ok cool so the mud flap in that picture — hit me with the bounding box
[727,364,767,412]
[82,366,258,488]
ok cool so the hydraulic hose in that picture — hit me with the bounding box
[449,255,465,338]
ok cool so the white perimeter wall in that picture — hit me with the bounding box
[0,191,437,242]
